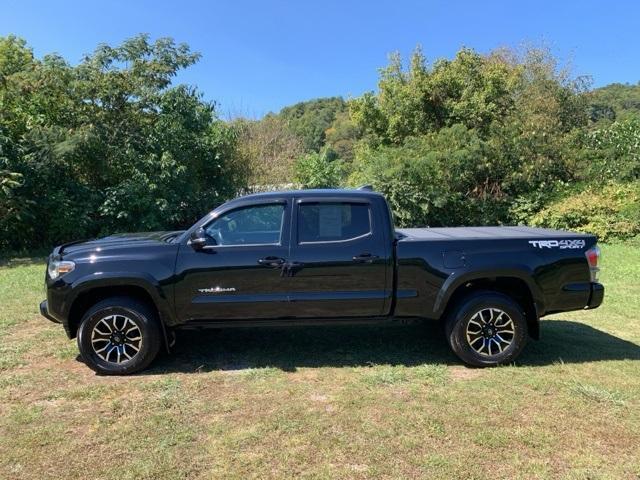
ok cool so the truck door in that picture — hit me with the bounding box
[173,199,293,321]
[286,197,391,318]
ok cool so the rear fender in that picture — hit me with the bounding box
[434,267,545,318]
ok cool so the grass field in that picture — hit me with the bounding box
[1,244,639,479]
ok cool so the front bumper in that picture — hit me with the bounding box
[39,300,61,324]
[587,282,604,309]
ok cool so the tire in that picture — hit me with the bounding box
[77,296,162,375]
[445,290,528,367]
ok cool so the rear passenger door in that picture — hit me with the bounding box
[286,197,390,318]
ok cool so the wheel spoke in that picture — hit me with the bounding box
[106,345,117,361]
[468,319,483,330]
[94,342,111,354]
[98,318,113,333]
[495,316,512,328]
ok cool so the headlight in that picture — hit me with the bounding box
[48,260,75,280]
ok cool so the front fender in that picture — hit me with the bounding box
[62,272,176,326]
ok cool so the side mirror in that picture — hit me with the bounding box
[189,227,209,250]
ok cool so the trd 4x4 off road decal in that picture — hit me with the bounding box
[529,239,586,249]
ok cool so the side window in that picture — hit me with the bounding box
[205,204,285,246]
[298,202,371,243]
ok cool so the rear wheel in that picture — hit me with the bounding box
[77,297,161,375]
[445,291,528,367]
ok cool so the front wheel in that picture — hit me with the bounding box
[445,291,528,367]
[77,297,162,375]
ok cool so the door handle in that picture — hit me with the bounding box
[258,256,285,267]
[352,253,379,263]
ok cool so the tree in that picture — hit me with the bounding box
[588,82,640,123]
[347,45,589,227]
[324,111,361,162]
[278,97,347,152]
[349,46,522,145]
[584,119,640,181]
[295,149,344,189]
[0,34,245,250]
[233,116,304,188]
[0,166,23,232]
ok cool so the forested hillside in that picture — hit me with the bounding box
[589,82,640,122]
[1,35,639,250]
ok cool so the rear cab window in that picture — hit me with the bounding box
[298,202,371,243]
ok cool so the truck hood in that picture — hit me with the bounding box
[56,231,184,256]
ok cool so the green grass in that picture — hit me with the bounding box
[1,245,639,479]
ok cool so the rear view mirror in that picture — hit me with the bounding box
[189,228,209,250]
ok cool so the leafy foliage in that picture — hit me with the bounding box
[2,34,640,248]
[294,149,344,189]
[348,46,589,228]
[588,82,640,123]
[584,119,640,181]
[0,35,245,250]
[324,111,361,162]
[349,126,511,227]
[349,47,523,145]
[277,97,347,152]
[233,116,304,186]
[529,183,640,241]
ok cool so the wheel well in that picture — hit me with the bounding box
[443,277,539,339]
[68,286,160,339]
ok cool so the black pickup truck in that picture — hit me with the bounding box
[40,188,604,374]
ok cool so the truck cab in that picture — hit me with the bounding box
[174,190,394,322]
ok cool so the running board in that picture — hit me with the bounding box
[175,316,419,329]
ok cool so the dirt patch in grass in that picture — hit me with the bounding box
[448,365,484,381]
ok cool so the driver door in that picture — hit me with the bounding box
[173,199,292,321]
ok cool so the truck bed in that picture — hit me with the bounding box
[396,226,592,241]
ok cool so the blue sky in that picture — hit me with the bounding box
[2,0,639,117]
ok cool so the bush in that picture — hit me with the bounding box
[349,125,517,227]
[528,183,640,241]
[294,149,344,189]
[584,119,640,181]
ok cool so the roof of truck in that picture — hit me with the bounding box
[237,188,384,201]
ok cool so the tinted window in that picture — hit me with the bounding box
[298,202,371,243]
[205,204,285,246]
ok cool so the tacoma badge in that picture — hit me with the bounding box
[198,286,237,293]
